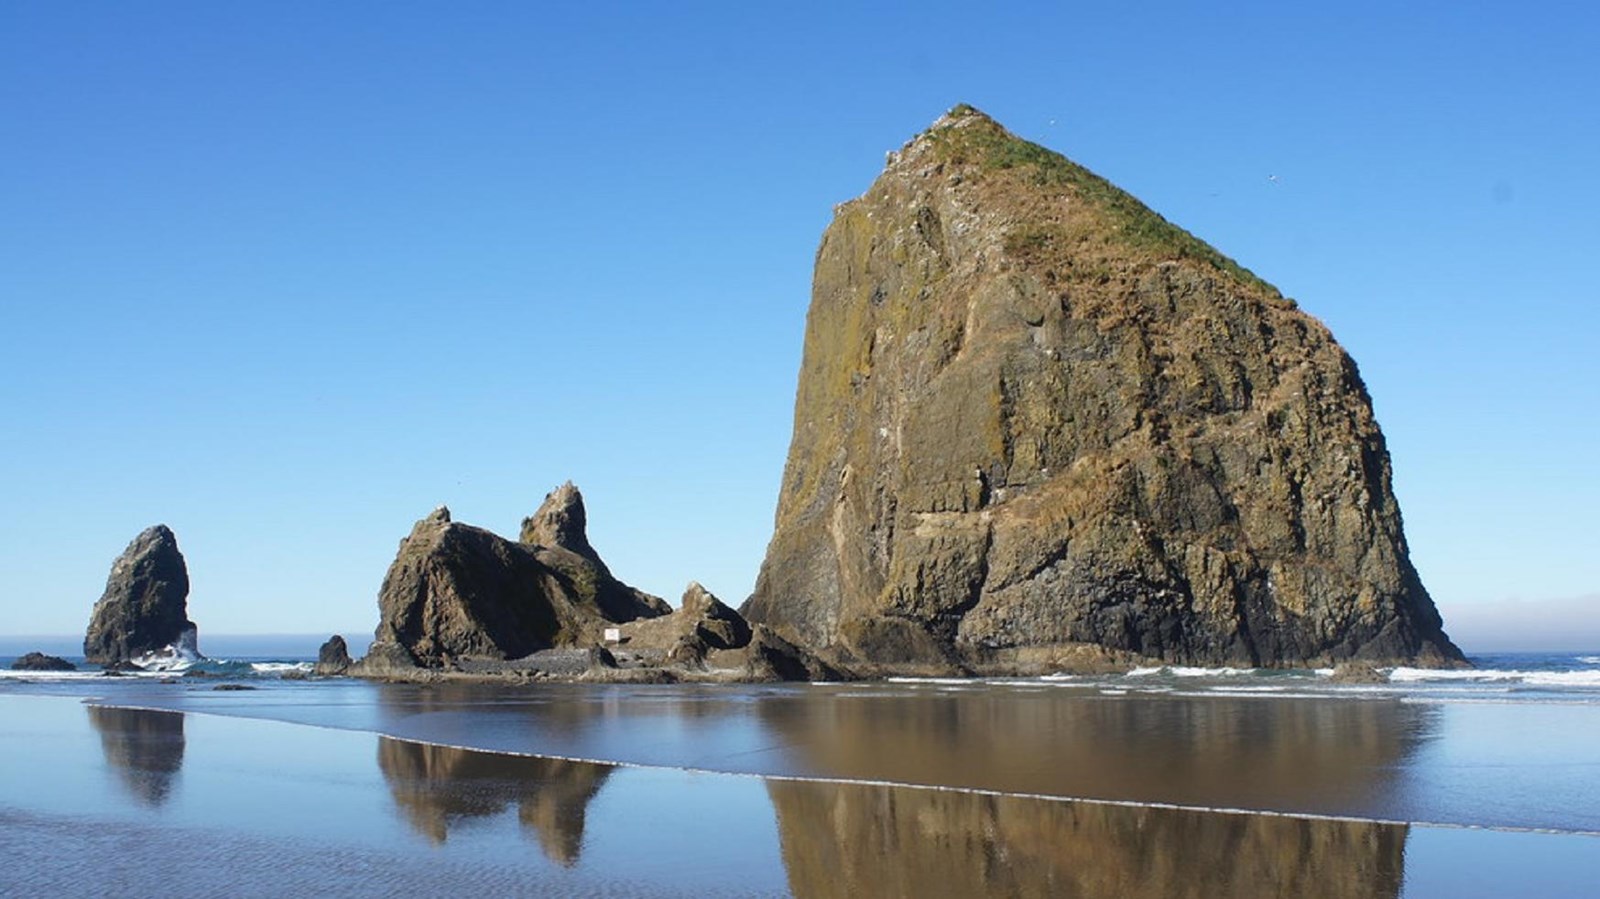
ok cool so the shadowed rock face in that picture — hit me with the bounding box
[376,737,613,865]
[365,493,670,669]
[87,705,186,807]
[315,635,351,675]
[744,105,1463,670]
[83,525,196,665]
[767,780,1405,899]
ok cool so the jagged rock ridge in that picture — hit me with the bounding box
[361,487,671,670]
[83,525,197,665]
[743,105,1463,671]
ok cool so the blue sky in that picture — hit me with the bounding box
[2,2,1596,650]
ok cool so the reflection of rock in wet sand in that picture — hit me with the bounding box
[769,780,1405,899]
[376,737,612,864]
[760,692,1433,815]
[86,705,185,807]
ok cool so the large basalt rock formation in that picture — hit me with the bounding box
[361,488,671,670]
[744,105,1463,671]
[83,525,198,666]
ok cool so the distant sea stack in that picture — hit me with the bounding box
[360,485,672,671]
[743,105,1464,672]
[83,525,198,666]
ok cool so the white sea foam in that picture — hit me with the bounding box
[1126,666,1253,678]
[250,662,313,674]
[1578,656,1600,666]
[1389,667,1600,688]
[131,628,203,672]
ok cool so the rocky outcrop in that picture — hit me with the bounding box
[315,635,352,675]
[743,105,1464,671]
[10,651,76,672]
[618,582,753,660]
[83,525,198,666]
[360,492,671,670]
[610,582,840,681]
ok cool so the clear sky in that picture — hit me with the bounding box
[2,2,1596,651]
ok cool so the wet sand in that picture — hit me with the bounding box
[15,676,1600,831]
[1,695,1597,897]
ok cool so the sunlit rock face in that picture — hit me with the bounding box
[744,105,1463,672]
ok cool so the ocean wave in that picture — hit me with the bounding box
[130,629,203,672]
[249,662,313,674]
[1389,667,1600,688]
[1126,666,1254,678]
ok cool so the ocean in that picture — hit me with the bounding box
[2,646,1598,896]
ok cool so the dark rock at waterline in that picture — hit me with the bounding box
[362,490,669,671]
[349,640,420,676]
[10,652,76,672]
[743,105,1465,672]
[83,525,198,665]
[315,635,352,675]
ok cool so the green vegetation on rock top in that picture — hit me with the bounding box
[926,105,1273,293]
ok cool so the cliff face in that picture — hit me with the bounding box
[365,487,669,669]
[83,525,196,665]
[744,106,1462,670]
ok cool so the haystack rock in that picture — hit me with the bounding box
[743,105,1464,673]
[83,525,198,666]
[360,489,671,670]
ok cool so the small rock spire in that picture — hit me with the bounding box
[521,481,599,562]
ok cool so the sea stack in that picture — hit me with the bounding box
[360,489,671,670]
[743,106,1463,672]
[83,525,198,666]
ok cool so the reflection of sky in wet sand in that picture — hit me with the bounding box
[86,704,185,807]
